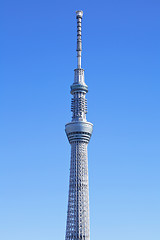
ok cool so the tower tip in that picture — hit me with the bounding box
[76,10,83,18]
[76,10,83,68]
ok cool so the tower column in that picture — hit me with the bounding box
[65,11,93,240]
[65,141,90,240]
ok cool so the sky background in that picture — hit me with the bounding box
[0,0,160,239]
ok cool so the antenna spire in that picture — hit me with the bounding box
[76,10,83,69]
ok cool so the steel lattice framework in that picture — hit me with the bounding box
[65,10,93,240]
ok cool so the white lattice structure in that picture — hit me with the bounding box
[65,11,93,240]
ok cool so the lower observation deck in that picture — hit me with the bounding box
[65,121,93,143]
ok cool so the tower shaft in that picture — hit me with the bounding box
[65,142,90,239]
[65,11,93,240]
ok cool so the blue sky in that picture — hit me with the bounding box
[0,0,160,239]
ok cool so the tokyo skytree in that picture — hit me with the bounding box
[65,10,93,240]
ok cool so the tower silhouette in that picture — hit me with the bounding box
[65,11,93,240]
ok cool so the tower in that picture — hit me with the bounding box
[65,11,93,240]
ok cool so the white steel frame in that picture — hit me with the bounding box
[65,11,93,240]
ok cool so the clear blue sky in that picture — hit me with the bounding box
[1,0,160,239]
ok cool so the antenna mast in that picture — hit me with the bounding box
[76,10,83,69]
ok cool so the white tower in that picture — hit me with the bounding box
[65,11,93,240]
